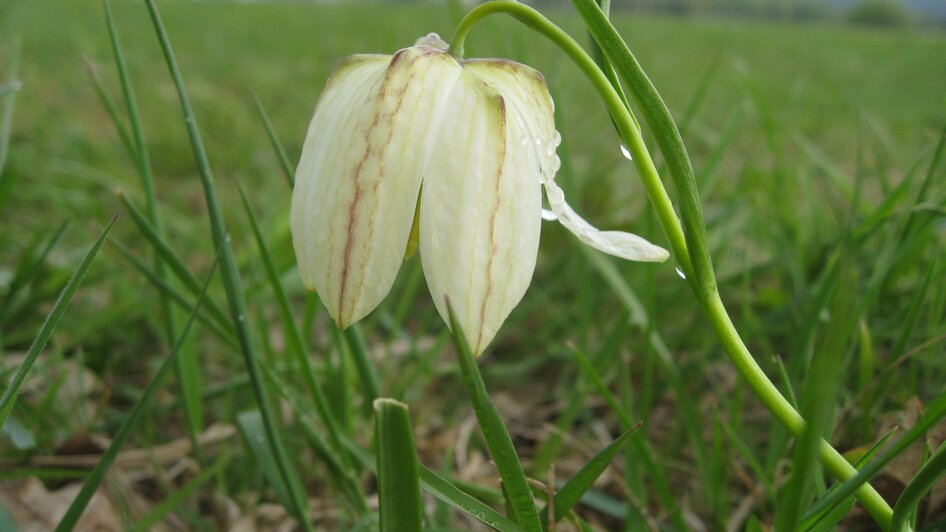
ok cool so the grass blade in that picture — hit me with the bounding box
[54,248,217,531]
[103,0,206,459]
[141,0,310,526]
[891,440,946,531]
[0,220,68,327]
[445,301,541,532]
[540,423,640,526]
[235,180,352,471]
[801,391,946,521]
[0,39,19,184]
[343,326,381,413]
[250,90,294,187]
[374,398,423,532]
[340,425,521,531]
[0,215,116,429]
[131,452,229,532]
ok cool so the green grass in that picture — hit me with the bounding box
[1,0,945,529]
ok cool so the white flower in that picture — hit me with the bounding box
[291,34,668,355]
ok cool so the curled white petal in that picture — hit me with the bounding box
[544,181,670,262]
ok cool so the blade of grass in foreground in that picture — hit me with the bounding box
[891,440,946,532]
[339,425,521,531]
[374,399,423,532]
[54,248,218,531]
[446,302,541,532]
[801,391,946,523]
[235,181,352,471]
[102,0,206,461]
[539,423,640,526]
[0,215,115,429]
[141,1,310,526]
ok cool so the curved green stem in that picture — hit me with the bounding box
[450,1,894,527]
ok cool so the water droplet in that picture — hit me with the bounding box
[620,143,633,160]
[675,267,686,279]
[551,155,561,173]
[237,314,245,321]
[541,209,558,221]
[545,142,556,157]
[520,135,529,146]
[534,137,542,145]
[552,131,562,146]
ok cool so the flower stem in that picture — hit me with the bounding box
[450,1,895,527]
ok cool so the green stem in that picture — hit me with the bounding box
[450,1,894,527]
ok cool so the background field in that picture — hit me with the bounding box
[1,0,945,530]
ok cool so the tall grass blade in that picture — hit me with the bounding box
[118,192,233,335]
[801,391,946,521]
[374,398,424,532]
[54,249,216,531]
[141,0,310,526]
[339,423,521,531]
[0,215,115,429]
[235,181,352,471]
[250,90,294,187]
[0,220,68,327]
[539,423,640,526]
[109,238,237,348]
[776,259,857,531]
[445,301,541,531]
[0,39,19,184]
[891,440,946,532]
[343,326,381,412]
[236,409,308,515]
[131,452,229,532]
[800,427,897,531]
[103,0,205,459]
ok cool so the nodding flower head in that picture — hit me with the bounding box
[291,33,668,355]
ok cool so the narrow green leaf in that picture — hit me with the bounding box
[102,0,206,459]
[802,391,946,521]
[374,399,423,532]
[344,326,381,412]
[54,250,216,531]
[131,449,229,531]
[109,238,237,349]
[142,0,310,526]
[891,440,946,532]
[0,220,68,326]
[540,423,641,525]
[0,215,115,428]
[445,301,541,532]
[118,192,233,335]
[236,409,308,514]
[0,39,20,184]
[776,259,857,532]
[340,428,520,531]
[250,90,294,187]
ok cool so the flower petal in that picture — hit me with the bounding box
[291,48,462,328]
[545,182,670,262]
[421,69,542,356]
[466,59,669,263]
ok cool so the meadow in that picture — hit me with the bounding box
[1,0,945,530]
